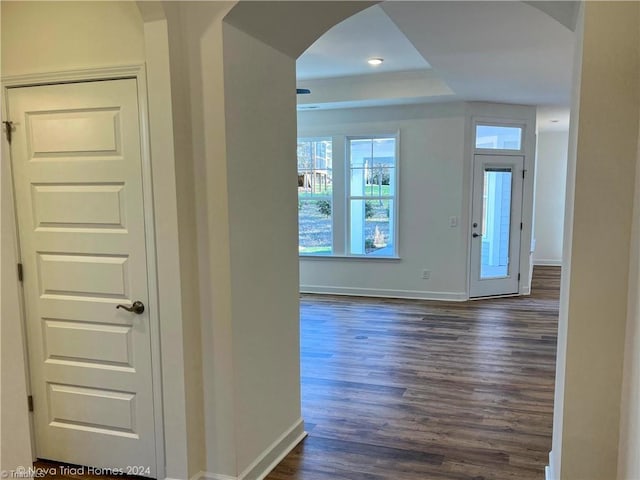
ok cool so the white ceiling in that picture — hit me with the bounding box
[296,5,429,81]
[296,1,576,131]
[537,105,572,132]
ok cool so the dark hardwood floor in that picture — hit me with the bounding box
[267,266,560,480]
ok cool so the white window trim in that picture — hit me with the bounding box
[473,117,527,155]
[298,131,400,259]
[345,134,400,258]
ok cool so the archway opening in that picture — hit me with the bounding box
[257,1,576,477]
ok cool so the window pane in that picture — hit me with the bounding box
[365,165,394,197]
[349,137,396,198]
[298,198,332,255]
[298,137,333,255]
[480,168,512,279]
[350,199,394,256]
[475,125,522,150]
[297,138,332,196]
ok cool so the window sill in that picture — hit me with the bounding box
[299,254,401,261]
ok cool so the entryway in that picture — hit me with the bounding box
[469,148,525,298]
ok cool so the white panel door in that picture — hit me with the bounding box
[469,155,524,298]
[8,79,157,476]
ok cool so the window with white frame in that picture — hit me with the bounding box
[297,134,398,258]
[475,124,523,150]
[347,136,397,256]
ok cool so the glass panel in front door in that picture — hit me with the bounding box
[480,167,512,279]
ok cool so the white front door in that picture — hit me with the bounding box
[469,155,524,298]
[8,79,157,476]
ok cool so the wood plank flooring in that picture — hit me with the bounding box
[267,266,560,480]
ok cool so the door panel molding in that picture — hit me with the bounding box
[2,65,166,478]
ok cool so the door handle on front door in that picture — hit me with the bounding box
[472,233,481,238]
[116,301,145,315]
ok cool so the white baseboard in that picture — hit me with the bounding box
[192,419,307,480]
[300,285,468,301]
[546,450,556,480]
[239,418,306,480]
[534,259,562,266]
[189,473,235,480]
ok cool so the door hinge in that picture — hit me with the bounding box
[17,263,23,282]
[28,395,34,412]
[520,222,523,230]
[3,121,13,145]
[522,170,526,179]
[518,273,521,281]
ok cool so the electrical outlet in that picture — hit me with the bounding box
[421,269,431,280]
[449,216,458,227]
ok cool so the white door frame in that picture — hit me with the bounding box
[469,154,524,297]
[464,113,535,300]
[2,65,166,478]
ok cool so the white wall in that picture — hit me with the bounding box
[299,101,536,300]
[1,1,145,75]
[299,103,468,299]
[617,12,640,475]
[618,119,640,479]
[223,22,304,475]
[167,3,239,476]
[550,5,584,477]
[534,131,569,265]
[552,2,640,478]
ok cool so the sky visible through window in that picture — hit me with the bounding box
[475,125,522,150]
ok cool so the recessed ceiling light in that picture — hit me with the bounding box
[367,58,384,66]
